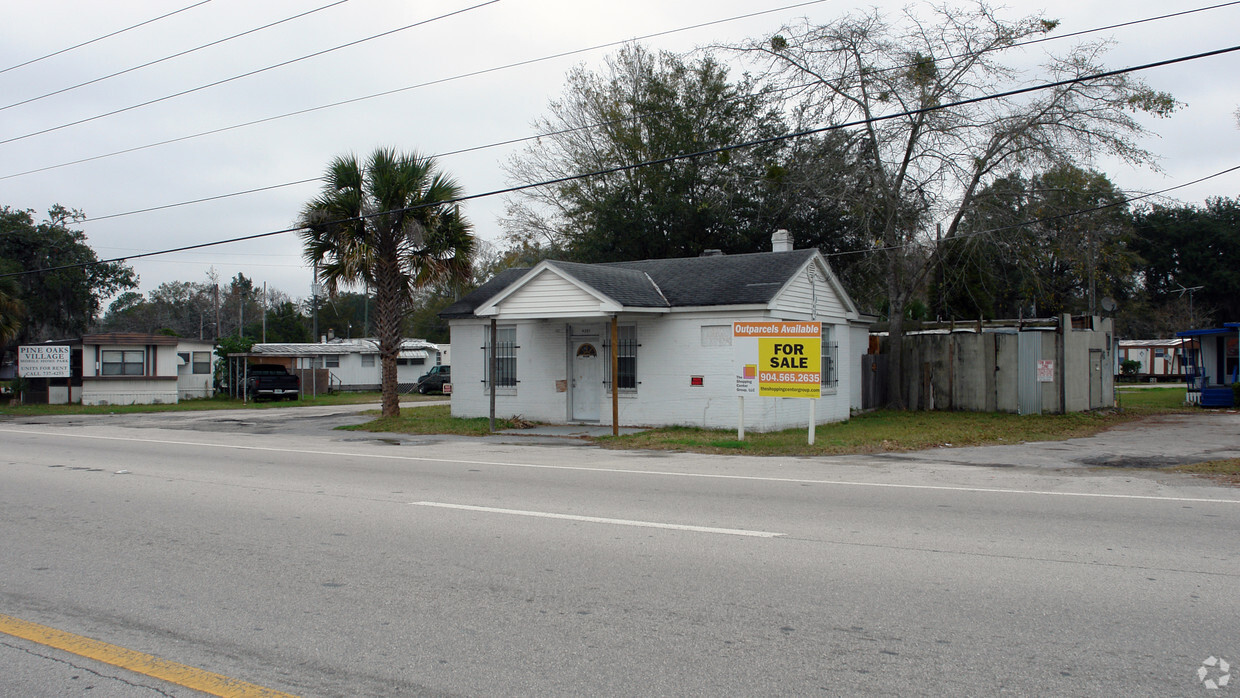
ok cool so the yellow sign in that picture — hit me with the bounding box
[734,321,821,398]
[758,337,821,396]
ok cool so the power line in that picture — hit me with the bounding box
[84,179,323,223]
[391,46,1240,216]
[1,0,1230,229]
[77,164,1240,275]
[1018,1,1240,48]
[6,43,1237,281]
[827,164,1240,259]
[0,1,213,75]
[0,0,350,112]
[0,0,503,146]
[0,0,832,177]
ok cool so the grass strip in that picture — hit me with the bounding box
[338,405,531,436]
[1171,459,1240,487]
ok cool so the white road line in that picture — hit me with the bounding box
[411,501,784,537]
[3,426,1239,505]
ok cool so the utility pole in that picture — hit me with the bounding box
[312,265,320,343]
[262,282,267,343]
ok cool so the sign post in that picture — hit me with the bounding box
[733,321,821,443]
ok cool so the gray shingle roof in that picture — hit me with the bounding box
[607,249,817,306]
[543,261,669,307]
[439,249,819,319]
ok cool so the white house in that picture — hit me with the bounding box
[440,234,873,431]
[248,338,444,392]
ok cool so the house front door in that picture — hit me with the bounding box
[571,339,601,422]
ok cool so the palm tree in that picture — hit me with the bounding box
[299,148,474,417]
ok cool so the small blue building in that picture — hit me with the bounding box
[1176,324,1240,407]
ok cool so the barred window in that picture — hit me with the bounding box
[102,349,144,376]
[618,325,637,390]
[605,325,638,392]
[821,326,838,387]
[485,326,517,388]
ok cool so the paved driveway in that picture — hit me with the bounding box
[858,411,1240,472]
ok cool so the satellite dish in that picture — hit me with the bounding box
[1101,297,1118,312]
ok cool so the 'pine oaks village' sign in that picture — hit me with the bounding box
[18,345,72,378]
[733,321,821,398]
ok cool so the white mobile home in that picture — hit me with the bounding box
[249,338,444,392]
[80,333,181,405]
[441,236,872,431]
[1117,338,1187,378]
[175,339,216,400]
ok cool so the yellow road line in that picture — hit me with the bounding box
[0,613,297,697]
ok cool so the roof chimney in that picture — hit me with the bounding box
[772,229,793,252]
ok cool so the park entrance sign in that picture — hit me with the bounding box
[734,321,821,398]
[18,345,72,378]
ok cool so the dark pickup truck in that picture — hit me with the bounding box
[245,363,300,401]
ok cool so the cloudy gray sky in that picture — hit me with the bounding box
[2,0,1237,301]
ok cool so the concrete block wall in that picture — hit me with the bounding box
[893,316,1112,414]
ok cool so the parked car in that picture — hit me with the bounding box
[415,364,450,394]
[245,363,300,401]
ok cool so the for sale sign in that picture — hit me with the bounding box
[19,345,72,378]
[734,321,821,398]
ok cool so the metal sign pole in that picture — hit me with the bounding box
[809,399,815,445]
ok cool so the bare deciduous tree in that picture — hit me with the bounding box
[735,1,1177,406]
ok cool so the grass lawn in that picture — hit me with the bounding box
[593,386,1197,456]
[0,391,442,416]
[1172,459,1240,487]
[338,405,531,437]
[595,408,1135,456]
[335,387,1203,458]
[1114,386,1197,413]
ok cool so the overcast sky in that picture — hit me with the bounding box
[2,0,1237,302]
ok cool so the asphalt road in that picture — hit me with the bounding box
[1,408,1238,696]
